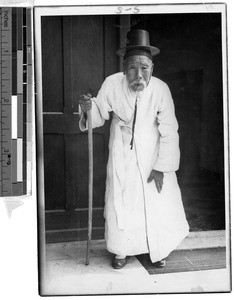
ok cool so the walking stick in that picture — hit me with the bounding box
[85,109,93,265]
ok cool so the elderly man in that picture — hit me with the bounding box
[79,29,189,269]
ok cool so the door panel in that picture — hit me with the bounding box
[42,15,121,243]
[44,134,65,211]
[41,17,64,112]
[74,133,107,209]
[72,16,105,99]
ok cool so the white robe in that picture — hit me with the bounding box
[80,72,189,263]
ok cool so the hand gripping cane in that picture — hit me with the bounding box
[85,109,93,265]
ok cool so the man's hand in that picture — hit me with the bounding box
[79,93,92,112]
[147,170,164,193]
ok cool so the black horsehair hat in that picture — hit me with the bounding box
[116,29,160,59]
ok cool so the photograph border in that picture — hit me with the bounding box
[34,2,230,295]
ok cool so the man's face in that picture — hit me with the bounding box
[124,55,154,92]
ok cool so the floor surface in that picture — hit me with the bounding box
[42,230,231,295]
[137,247,226,274]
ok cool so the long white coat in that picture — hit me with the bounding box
[80,72,189,263]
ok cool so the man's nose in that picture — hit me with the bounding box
[136,68,143,79]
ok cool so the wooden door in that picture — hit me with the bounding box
[41,15,120,243]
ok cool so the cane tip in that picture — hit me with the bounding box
[85,261,89,266]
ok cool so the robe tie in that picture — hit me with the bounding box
[130,96,138,149]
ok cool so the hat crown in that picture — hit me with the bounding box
[126,29,150,47]
[116,29,160,57]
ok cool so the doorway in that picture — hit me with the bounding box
[41,13,225,243]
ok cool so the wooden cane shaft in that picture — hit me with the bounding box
[85,110,93,265]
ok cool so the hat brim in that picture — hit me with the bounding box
[116,45,160,57]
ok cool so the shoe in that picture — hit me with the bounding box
[112,256,128,269]
[153,259,166,268]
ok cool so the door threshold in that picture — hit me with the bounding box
[46,230,226,250]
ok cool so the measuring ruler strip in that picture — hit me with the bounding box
[0,7,32,196]
[17,7,23,196]
[12,8,17,96]
[1,7,12,196]
[11,7,17,195]
[17,8,24,195]
[11,7,21,196]
[26,7,32,194]
[23,7,27,195]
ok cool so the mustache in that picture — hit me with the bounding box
[129,80,147,88]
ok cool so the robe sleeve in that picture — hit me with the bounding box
[154,84,180,172]
[79,78,113,132]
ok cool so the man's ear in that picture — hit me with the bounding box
[123,61,126,74]
[151,63,154,75]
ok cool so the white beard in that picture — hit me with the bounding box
[129,80,147,92]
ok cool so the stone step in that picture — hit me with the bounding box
[177,230,226,250]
